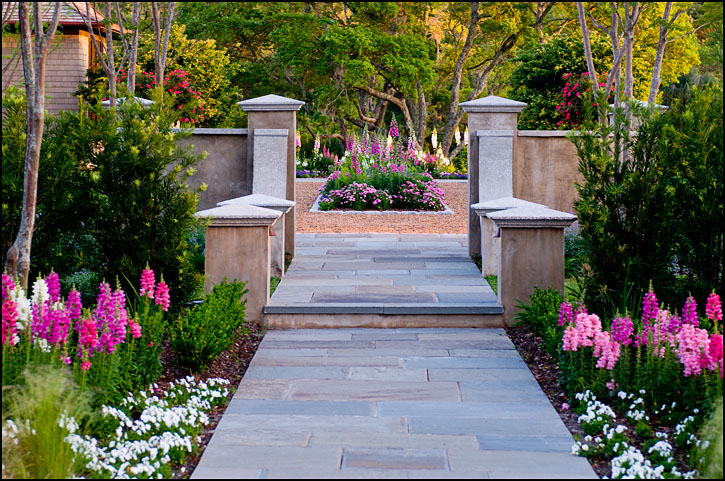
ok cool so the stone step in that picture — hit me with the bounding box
[263,311,505,329]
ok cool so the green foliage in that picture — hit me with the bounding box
[513,286,564,357]
[137,24,235,127]
[2,365,90,479]
[2,88,205,308]
[696,397,723,479]
[658,84,724,303]
[571,85,723,315]
[511,35,612,130]
[170,279,248,373]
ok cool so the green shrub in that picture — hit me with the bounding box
[570,85,723,316]
[695,397,723,479]
[2,365,90,479]
[2,88,206,308]
[170,279,248,373]
[513,286,564,357]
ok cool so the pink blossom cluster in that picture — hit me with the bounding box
[139,267,171,312]
[560,291,724,378]
[2,269,170,371]
[556,72,612,127]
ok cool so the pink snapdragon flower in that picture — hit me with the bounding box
[558,301,573,326]
[140,268,155,298]
[611,316,634,345]
[706,292,722,323]
[682,296,699,326]
[676,324,711,376]
[155,280,170,312]
[46,271,61,303]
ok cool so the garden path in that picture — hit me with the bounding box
[264,233,502,328]
[191,328,597,479]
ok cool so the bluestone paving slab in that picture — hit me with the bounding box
[312,292,437,303]
[427,368,537,382]
[447,450,596,478]
[377,401,554,419]
[341,447,449,470]
[459,380,551,403]
[193,328,595,479]
[346,367,428,382]
[287,380,461,402]
[410,417,572,437]
[437,292,499,303]
[251,355,403,367]
[214,414,408,434]
[243,365,348,380]
[350,332,419,341]
[225,400,375,416]
[476,434,574,453]
[309,432,479,450]
[402,356,527,369]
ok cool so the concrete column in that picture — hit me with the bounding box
[487,205,576,326]
[239,94,305,258]
[459,96,526,257]
[218,194,295,278]
[195,203,282,323]
[471,196,543,277]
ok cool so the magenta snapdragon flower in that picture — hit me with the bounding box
[140,268,155,298]
[706,292,722,322]
[682,296,698,326]
[155,280,170,312]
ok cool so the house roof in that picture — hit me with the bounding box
[2,2,120,33]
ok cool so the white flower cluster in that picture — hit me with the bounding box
[611,445,667,479]
[625,395,650,422]
[577,398,617,425]
[674,414,701,448]
[61,376,230,479]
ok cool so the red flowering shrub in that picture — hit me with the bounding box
[118,69,206,125]
[556,72,613,128]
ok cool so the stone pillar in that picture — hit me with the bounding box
[195,203,282,323]
[487,205,576,326]
[239,94,305,258]
[471,196,543,277]
[459,96,526,257]
[218,194,295,278]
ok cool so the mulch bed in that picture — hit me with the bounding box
[158,323,264,478]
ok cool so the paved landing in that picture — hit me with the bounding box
[265,234,501,316]
[192,329,596,479]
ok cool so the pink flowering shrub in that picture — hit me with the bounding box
[117,68,206,125]
[560,289,723,415]
[556,72,612,128]
[2,269,170,402]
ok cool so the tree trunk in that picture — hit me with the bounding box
[355,85,417,147]
[648,2,672,106]
[5,2,61,289]
[439,2,480,157]
[126,2,142,95]
[152,2,176,85]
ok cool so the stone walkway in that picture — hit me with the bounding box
[192,329,596,479]
[265,234,502,325]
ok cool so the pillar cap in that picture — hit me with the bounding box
[195,202,281,227]
[238,94,305,112]
[471,197,545,216]
[218,194,295,214]
[459,95,526,113]
[487,205,576,228]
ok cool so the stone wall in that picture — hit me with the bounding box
[175,129,251,211]
[514,131,581,214]
[2,28,97,114]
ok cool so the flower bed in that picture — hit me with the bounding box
[518,287,723,478]
[316,121,448,211]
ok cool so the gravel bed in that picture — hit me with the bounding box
[295,180,468,234]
